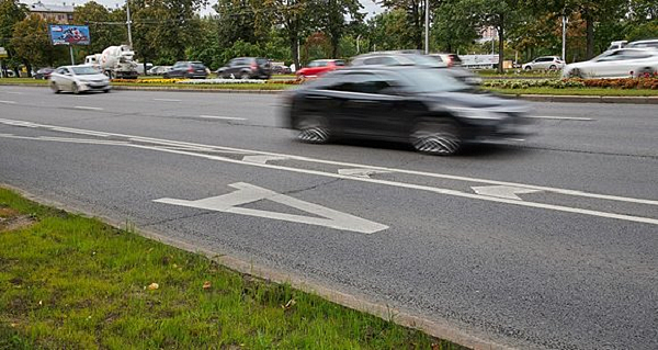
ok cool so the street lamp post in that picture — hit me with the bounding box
[424,0,429,54]
[562,15,568,61]
[126,0,133,48]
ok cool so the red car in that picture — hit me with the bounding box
[296,59,345,78]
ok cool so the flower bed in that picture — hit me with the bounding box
[111,78,183,84]
[177,78,266,84]
[483,78,658,90]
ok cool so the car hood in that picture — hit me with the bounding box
[76,73,108,81]
[421,90,527,111]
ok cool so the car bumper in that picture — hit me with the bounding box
[464,118,538,143]
[79,82,111,91]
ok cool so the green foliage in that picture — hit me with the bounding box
[10,15,63,69]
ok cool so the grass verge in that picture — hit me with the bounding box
[0,187,465,350]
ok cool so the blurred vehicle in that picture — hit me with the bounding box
[522,56,565,70]
[296,59,345,78]
[460,54,499,69]
[49,65,111,94]
[562,48,658,78]
[352,52,482,86]
[164,61,209,79]
[429,53,462,67]
[147,66,172,75]
[626,39,658,49]
[216,57,272,79]
[606,40,628,51]
[283,66,533,156]
[33,67,54,80]
[272,65,292,74]
[135,62,153,75]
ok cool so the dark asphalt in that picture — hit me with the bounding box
[1,86,656,350]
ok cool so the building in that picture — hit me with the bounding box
[26,1,74,24]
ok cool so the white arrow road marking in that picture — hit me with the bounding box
[472,185,543,200]
[154,182,389,234]
[338,168,392,179]
[198,115,247,121]
[242,155,288,164]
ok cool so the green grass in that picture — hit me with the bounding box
[0,188,465,350]
[487,87,658,96]
[0,78,47,85]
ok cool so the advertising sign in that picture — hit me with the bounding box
[49,25,90,45]
[0,47,8,58]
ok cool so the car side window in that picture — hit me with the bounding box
[363,57,381,65]
[328,73,396,95]
[308,61,319,68]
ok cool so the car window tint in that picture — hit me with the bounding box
[326,73,392,94]
[363,57,381,65]
[334,60,346,66]
[257,58,268,65]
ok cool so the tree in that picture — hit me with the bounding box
[0,0,27,74]
[74,1,125,55]
[432,0,478,53]
[367,9,414,51]
[261,0,314,68]
[379,0,443,50]
[10,15,59,75]
[314,0,364,57]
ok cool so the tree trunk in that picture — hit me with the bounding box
[290,36,299,70]
[585,14,594,59]
[498,14,504,74]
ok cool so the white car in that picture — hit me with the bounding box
[49,65,111,94]
[562,48,658,79]
[522,56,565,70]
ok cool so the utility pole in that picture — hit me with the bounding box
[126,0,133,47]
[562,16,567,61]
[424,0,429,54]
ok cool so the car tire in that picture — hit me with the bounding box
[50,81,60,94]
[163,74,169,79]
[72,83,80,95]
[636,68,655,78]
[410,118,461,156]
[295,115,331,144]
[524,66,532,71]
[240,72,251,80]
[103,89,110,93]
[549,65,557,70]
[568,68,585,79]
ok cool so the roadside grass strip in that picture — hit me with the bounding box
[0,188,465,350]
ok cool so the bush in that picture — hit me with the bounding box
[484,78,658,90]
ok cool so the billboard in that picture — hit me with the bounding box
[49,25,90,46]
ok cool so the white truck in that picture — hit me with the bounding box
[85,45,138,79]
[459,54,500,69]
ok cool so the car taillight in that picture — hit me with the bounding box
[251,63,258,70]
[188,67,194,73]
[447,57,454,67]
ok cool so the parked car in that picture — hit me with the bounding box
[163,61,208,79]
[429,53,462,67]
[295,59,345,78]
[272,65,292,74]
[522,56,565,70]
[562,48,658,79]
[147,66,172,75]
[34,67,55,80]
[626,39,658,49]
[49,65,111,94]
[352,52,482,86]
[216,57,272,79]
[282,66,533,156]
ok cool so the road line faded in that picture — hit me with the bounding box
[74,106,104,111]
[198,115,247,121]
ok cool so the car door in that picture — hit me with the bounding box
[58,67,74,90]
[589,51,626,78]
[329,73,405,138]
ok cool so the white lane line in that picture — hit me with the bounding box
[2,91,23,95]
[0,117,656,208]
[530,116,593,121]
[153,98,182,102]
[198,115,247,121]
[74,106,104,111]
[0,100,17,104]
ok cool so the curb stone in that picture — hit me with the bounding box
[2,82,657,103]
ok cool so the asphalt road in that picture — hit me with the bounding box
[1,86,657,350]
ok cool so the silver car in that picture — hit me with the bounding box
[562,48,658,79]
[522,56,565,70]
[49,65,111,94]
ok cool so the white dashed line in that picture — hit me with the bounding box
[74,106,104,111]
[153,98,182,102]
[198,115,247,121]
[0,100,16,104]
[530,116,593,121]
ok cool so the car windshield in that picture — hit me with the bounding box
[398,68,470,93]
[71,66,99,75]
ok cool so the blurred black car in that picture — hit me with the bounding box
[272,65,292,74]
[351,52,482,86]
[163,61,208,79]
[283,66,534,156]
[34,67,55,80]
[216,57,272,79]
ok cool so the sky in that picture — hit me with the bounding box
[49,0,385,18]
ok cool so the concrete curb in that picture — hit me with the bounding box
[2,82,657,103]
[2,183,532,350]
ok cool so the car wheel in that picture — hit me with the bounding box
[569,68,585,79]
[296,115,331,144]
[410,118,461,156]
[50,81,60,94]
[103,88,110,93]
[72,83,80,95]
[549,65,557,70]
[163,74,169,79]
[524,66,532,71]
[240,72,251,80]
